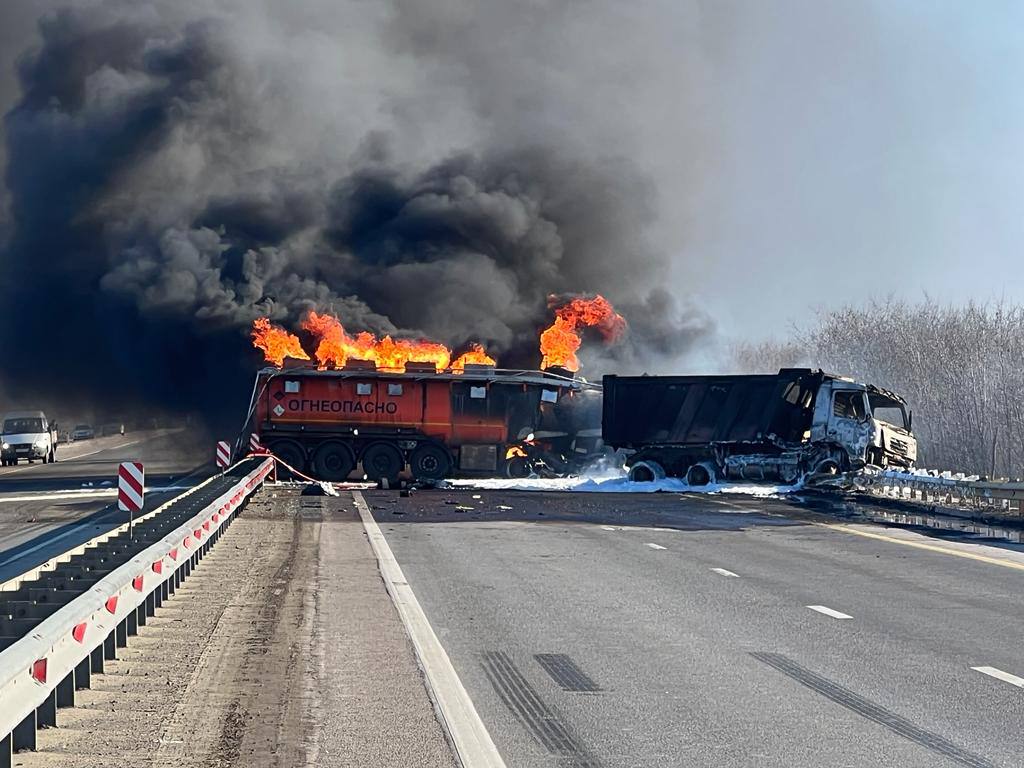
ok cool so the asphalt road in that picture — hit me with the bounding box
[367,489,1024,768]
[0,429,213,582]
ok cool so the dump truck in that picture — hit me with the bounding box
[243,363,602,482]
[602,368,916,484]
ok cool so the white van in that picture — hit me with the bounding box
[1,411,57,466]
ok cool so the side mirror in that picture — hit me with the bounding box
[907,410,913,430]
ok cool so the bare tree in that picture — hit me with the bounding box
[732,299,1024,477]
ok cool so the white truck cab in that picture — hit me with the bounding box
[1,410,58,466]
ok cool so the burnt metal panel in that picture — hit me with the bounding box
[602,370,821,449]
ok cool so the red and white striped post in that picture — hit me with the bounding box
[249,433,262,454]
[216,440,231,471]
[118,461,144,540]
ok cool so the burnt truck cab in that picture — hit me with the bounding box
[811,378,917,470]
[602,369,917,485]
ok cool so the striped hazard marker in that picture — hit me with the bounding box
[216,440,231,469]
[118,461,145,513]
[249,433,262,453]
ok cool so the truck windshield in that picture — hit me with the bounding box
[3,418,43,433]
[868,394,908,430]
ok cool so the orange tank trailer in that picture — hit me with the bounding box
[247,363,599,483]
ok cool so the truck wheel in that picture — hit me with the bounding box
[504,455,531,479]
[628,460,666,483]
[312,442,355,482]
[685,464,712,486]
[267,440,306,477]
[362,443,404,484]
[410,444,451,481]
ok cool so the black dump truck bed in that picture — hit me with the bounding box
[602,369,824,449]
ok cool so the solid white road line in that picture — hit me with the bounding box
[0,486,191,504]
[710,567,740,577]
[353,491,507,768]
[807,605,853,620]
[645,542,667,550]
[971,666,1024,689]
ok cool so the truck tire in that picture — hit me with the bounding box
[504,455,531,479]
[312,441,355,482]
[267,440,306,477]
[362,443,404,484]
[628,460,666,483]
[686,464,713,486]
[410,444,451,481]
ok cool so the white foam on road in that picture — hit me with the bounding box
[971,666,1024,689]
[645,542,667,550]
[444,472,799,497]
[711,567,740,577]
[807,605,853,620]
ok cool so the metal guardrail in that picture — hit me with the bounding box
[0,457,274,766]
[857,469,1024,518]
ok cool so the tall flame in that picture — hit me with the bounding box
[539,294,626,372]
[251,317,310,366]
[451,343,497,371]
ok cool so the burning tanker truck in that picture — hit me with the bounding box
[241,299,615,483]
[602,368,918,484]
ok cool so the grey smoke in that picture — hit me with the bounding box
[0,1,711,419]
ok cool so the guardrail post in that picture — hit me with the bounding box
[75,657,91,689]
[1,731,11,768]
[127,611,138,636]
[116,618,128,647]
[91,643,105,672]
[11,711,35,752]
[103,630,116,660]
[56,672,74,708]
[135,602,146,628]
[36,690,57,728]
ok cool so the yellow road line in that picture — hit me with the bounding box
[818,522,1024,572]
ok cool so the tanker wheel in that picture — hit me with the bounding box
[312,441,355,482]
[362,443,404,484]
[410,444,451,481]
[267,440,307,478]
[504,455,531,479]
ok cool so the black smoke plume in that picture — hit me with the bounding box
[0,3,711,427]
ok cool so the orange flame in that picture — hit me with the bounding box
[251,318,310,366]
[539,295,626,371]
[297,311,494,373]
[451,343,497,371]
[505,445,528,460]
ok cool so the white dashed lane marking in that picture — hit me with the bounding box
[971,666,1024,689]
[807,605,853,620]
[710,567,740,578]
[645,543,667,550]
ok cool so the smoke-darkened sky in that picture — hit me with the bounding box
[0,1,1021,416]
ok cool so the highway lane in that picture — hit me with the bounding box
[0,429,213,582]
[367,490,1024,767]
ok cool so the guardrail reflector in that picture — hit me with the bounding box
[169,547,178,560]
[72,623,87,644]
[183,536,192,549]
[132,575,144,592]
[31,658,47,684]
[193,528,203,540]
[105,596,118,614]
[152,560,163,574]
[202,521,211,531]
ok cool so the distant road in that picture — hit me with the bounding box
[0,429,213,583]
[367,489,1024,768]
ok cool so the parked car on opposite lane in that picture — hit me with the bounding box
[71,424,95,441]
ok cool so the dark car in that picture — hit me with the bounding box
[71,424,95,441]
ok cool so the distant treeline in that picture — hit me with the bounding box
[733,299,1024,478]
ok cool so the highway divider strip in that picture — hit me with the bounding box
[0,457,274,761]
[354,491,507,768]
